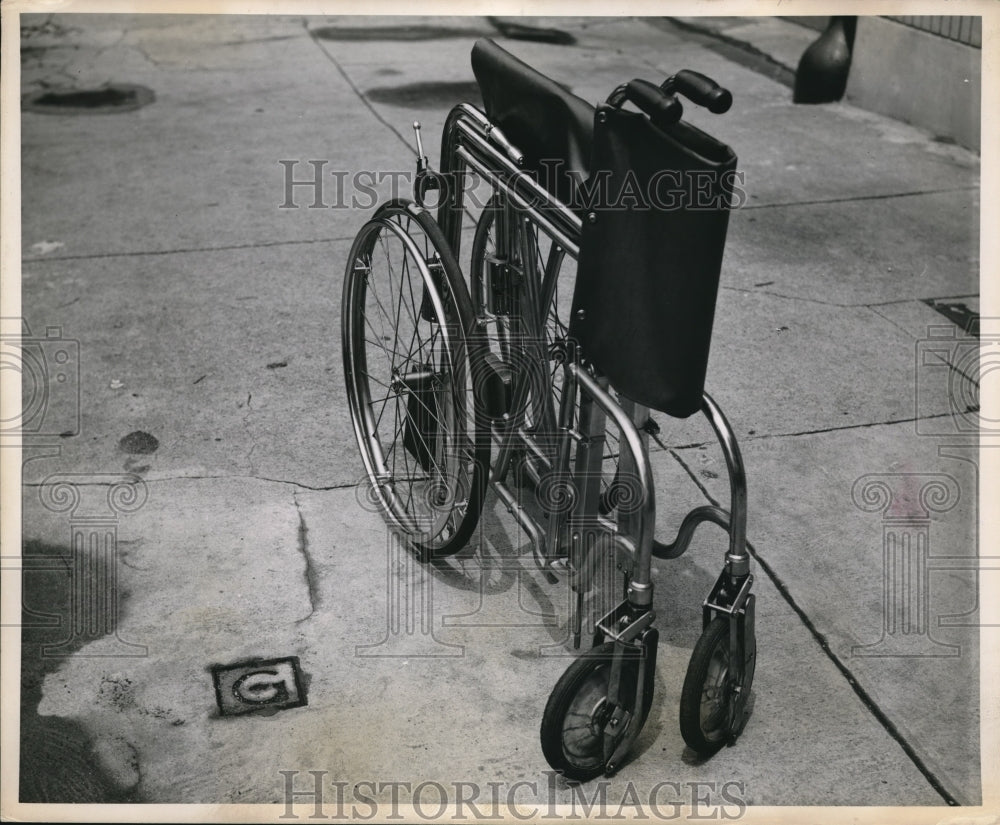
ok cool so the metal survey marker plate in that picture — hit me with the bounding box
[211,656,306,716]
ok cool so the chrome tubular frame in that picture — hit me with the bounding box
[428,101,753,755]
[651,393,750,584]
[437,103,582,259]
[702,392,750,581]
[433,101,752,600]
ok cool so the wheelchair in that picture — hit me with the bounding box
[342,37,756,780]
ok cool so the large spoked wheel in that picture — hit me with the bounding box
[470,198,624,502]
[679,616,756,756]
[343,200,489,558]
[470,195,569,440]
[540,642,652,782]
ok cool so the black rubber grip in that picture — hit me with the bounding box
[624,78,682,128]
[672,69,732,114]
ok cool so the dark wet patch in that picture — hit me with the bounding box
[220,35,300,47]
[20,540,139,802]
[487,17,576,46]
[123,457,151,475]
[313,24,485,42]
[366,81,481,109]
[658,18,795,89]
[118,431,159,455]
[510,649,539,660]
[22,84,154,115]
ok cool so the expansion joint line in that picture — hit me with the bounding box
[667,448,961,807]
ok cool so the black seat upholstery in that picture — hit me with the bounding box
[471,38,594,204]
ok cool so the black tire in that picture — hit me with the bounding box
[540,642,653,781]
[679,616,756,756]
[470,196,567,439]
[343,199,490,557]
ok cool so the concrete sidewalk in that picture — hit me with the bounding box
[8,11,987,818]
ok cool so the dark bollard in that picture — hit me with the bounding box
[793,16,857,104]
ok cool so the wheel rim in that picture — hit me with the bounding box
[560,665,613,768]
[700,637,734,743]
[471,201,567,439]
[471,199,624,512]
[345,210,476,550]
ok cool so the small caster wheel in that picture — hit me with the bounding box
[540,642,652,781]
[679,616,756,756]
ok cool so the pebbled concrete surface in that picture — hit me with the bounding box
[6,11,990,819]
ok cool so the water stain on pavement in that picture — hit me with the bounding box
[19,540,140,802]
[366,81,481,109]
[22,84,155,115]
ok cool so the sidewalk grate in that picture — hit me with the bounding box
[22,84,154,115]
[923,298,980,337]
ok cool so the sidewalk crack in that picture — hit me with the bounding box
[742,185,978,212]
[292,491,320,624]
[665,410,966,449]
[21,235,357,265]
[241,395,258,477]
[303,18,413,155]
[667,448,961,806]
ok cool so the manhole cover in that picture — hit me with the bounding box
[23,84,154,115]
[488,18,576,45]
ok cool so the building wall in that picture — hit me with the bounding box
[844,16,981,151]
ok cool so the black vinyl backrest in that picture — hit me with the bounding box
[471,38,739,418]
[568,105,738,418]
[471,38,594,203]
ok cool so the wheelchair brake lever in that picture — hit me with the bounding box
[412,121,441,207]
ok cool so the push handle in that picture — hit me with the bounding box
[621,78,683,129]
[667,70,732,114]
